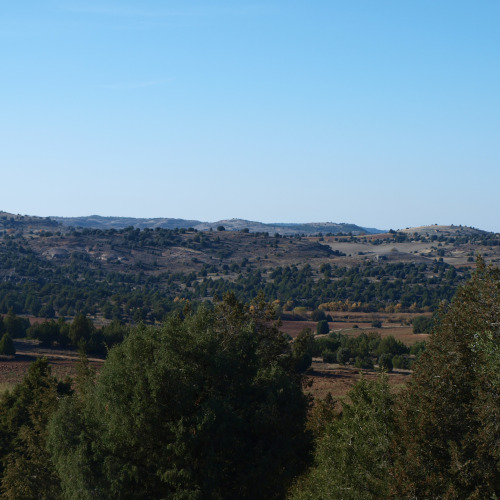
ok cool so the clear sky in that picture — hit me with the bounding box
[2,1,500,231]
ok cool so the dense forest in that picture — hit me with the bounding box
[0,260,498,498]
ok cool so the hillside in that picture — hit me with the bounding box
[1,212,499,323]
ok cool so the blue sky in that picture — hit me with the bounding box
[2,1,499,231]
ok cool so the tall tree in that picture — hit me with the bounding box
[48,294,311,499]
[391,257,500,498]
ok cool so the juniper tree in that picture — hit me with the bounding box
[391,257,500,499]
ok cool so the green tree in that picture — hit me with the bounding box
[412,315,433,334]
[292,329,315,373]
[0,358,72,499]
[68,314,95,350]
[290,375,395,500]
[336,347,350,365]
[48,295,311,499]
[3,309,28,339]
[0,334,15,356]
[316,320,329,335]
[391,258,500,499]
[377,353,393,372]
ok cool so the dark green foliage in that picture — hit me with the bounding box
[0,358,72,499]
[69,314,95,350]
[336,347,350,365]
[391,354,411,370]
[391,258,500,499]
[412,315,433,333]
[48,295,311,499]
[355,356,374,369]
[290,375,395,500]
[292,329,315,373]
[321,349,337,363]
[377,353,393,372]
[39,303,55,319]
[409,340,426,358]
[0,334,15,356]
[375,335,408,357]
[3,310,29,339]
[316,320,329,335]
[28,320,60,346]
[100,319,129,348]
[371,320,382,328]
[311,309,326,322]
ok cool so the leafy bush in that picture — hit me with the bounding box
[376,335,409,357]
[311,309,326,322]
[409,340,427,358]
[0,333,15,356]
[378,353,393,372]
[412,315,433,334]
[354,356,374,369]
[392,354,411,370]
[316,320,329,335]
[322,349,337,363]
[337,347,351,365]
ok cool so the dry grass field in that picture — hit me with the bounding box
[279,314,429,399]
[305,360,412,400]
[0,339,105,394]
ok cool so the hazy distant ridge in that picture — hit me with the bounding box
[51,215,385,235]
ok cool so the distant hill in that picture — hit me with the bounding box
[51,215,384,235]
[399,224,489,237]
[50,215,202,231]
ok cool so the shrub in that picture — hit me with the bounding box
[412,315,433,334]
[316,320,329,335]
[378,353,393,372]
[392,354,411,370]
[311,309,326,322]
[337,347,350,365]
[322,349,337,363]
[355,356,374,369]
[0,333,15,356]
[409,340,426,358]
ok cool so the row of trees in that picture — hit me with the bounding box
[308,327,423,371]
[0,309,129,355]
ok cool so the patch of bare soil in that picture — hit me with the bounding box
[305,359,411,400]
